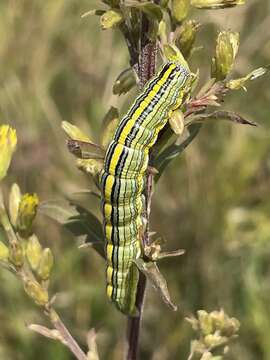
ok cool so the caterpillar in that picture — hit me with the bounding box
[100,61,191,315]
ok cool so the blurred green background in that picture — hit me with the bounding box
[0,1,270,359]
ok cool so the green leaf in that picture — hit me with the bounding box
[135,259,177,311]
[186,110,258,127]
[39,201,104,258]
[39,200,78,224]
[66,205,104,258]
[153,124,202,181]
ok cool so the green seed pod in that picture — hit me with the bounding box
[37,248,54,280]
[172,0,190,22]
[113,68,136,96]
[9,241,24,267]
[175,20,200,58]
[17,193,39,237]
[26,234,42,271]
[24,280,49,306]
[0,125,17,181]
[0,241,9,261]
[100,10,123,30]
[9,183,22,227]
[211,31,239,80]
[191,0,245,9]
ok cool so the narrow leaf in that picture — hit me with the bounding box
[135,259,177,311]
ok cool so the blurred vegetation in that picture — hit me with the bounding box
[0,0,270,359]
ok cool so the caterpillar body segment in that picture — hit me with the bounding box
[100,61,190,315]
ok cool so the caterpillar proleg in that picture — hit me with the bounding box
[100,61,190,315]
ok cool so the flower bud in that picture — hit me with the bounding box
[9,183,21,226]
[17,193,39,237]
[211,31,239,80]
[198,310,214,335]
[175,20,200,58]
[100,10,123,30]
[9,241,24,267]
[191,0,245,8]
[172,0,190,22]
[0,241,9,261]
[37,248,54,280]
[26,234,42,271]
[204,334,227,348]
[169,110,185,135]
[0,125,17,180]
[113,68,136,96]
[24,280,49,306]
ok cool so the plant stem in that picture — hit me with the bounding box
[125,12,157,360]
[47,307,88,360]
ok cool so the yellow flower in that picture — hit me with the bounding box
[17,193,39,237]
[0,125,17,180]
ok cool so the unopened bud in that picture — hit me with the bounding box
[204,334,227,348]
[113,68,136,95]
[0,125,17,180]
[100,10,123,30]
[175,20,200,58]
[24,280,49,306]
[0,241,9,260]
[9,241,24,267]
[212,31,239,80]
[198,310,214,335]
[17,193,39,237]
[169,110,185,135]
[191,0,245,8]
[26,234,42,271]
[172,0,190,22]
[9,183,21,226]
[37,248,54,280]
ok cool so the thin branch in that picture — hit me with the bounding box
[46,307,87,360]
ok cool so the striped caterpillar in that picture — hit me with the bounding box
[100,61,191,315]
